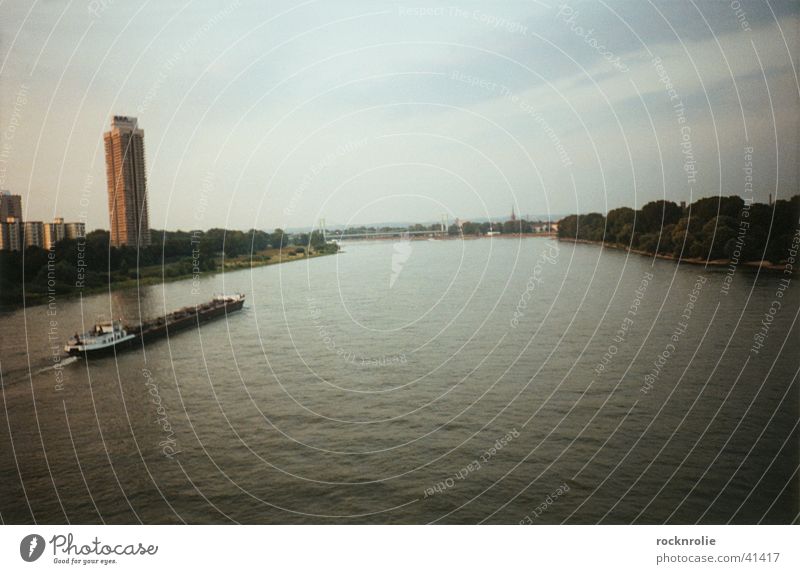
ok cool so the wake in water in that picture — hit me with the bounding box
[1,355,80,387]
[34,355,80,375]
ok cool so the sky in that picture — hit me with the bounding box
[0,0,798,231]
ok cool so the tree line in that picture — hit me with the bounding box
[0,228,331,307]
[557,195,799,262]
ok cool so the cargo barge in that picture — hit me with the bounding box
[64,294,245,356]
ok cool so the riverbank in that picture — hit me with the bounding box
[338,231,556,242]
[2,247,336,311]
[559,237,791,273]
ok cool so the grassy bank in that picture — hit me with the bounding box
[3,247,335,311]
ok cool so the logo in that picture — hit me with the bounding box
[390,232,413,288]
[20,534,45,562]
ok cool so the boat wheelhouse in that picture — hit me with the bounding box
[64,320,135,355]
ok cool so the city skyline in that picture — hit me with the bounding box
[1,184,85,251]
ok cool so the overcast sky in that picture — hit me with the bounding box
[0,0,797,231]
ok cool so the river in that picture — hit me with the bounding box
[0,237,797,523]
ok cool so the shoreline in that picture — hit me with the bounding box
[558,237,791,273]
[2,249,335,312]
[337,231,557,242]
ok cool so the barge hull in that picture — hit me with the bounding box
[65,295,245,357]
[133,298,245,343]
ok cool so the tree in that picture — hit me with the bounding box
[502,220,521,234]
[222,232,248,257]
[605,207,636,244]
[617,223,634,246]
[270,228,289,249]
[657,224,676,254]
[248,229,270,251]
[577,213,605,241]
[765,198,800,262]
[557,215,578,239]
[458,221,478,235]
[309,230,326,249]
[688,195,744,223]
[671,218,695,258]
[638,200,682,234]
[701,216,739,260]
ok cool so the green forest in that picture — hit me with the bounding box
[557,195,799,263]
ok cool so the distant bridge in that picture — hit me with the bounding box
[329,229,446,241]
[318,216,449,242]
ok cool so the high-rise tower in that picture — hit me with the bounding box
[0,191,23,220]
[104,116,150,247]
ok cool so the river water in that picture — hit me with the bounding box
[0,238,797,523]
